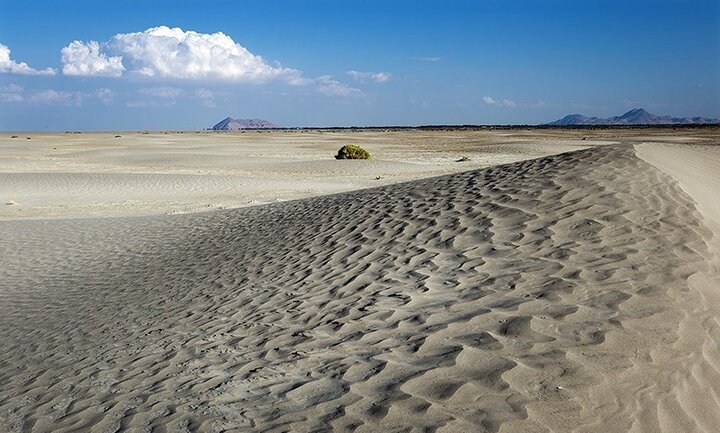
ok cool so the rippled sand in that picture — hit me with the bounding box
[1,129,719,432]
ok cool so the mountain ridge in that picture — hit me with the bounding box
[212,117,277,130]
[548,108,719,126]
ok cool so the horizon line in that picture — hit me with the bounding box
[3,123,720,133]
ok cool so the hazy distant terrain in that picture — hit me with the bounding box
[548,108,720,126]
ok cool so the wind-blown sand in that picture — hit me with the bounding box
[0,130,596,219]
[1,131,719,432]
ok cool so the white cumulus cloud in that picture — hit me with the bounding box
[61,41,125,77]
[115,26,304,82]
[0,43,56,75]
[61,26,305,84]
[347,70,391,83]
[57,26,364,97]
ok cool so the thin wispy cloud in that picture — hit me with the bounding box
[138,86,184,99]
[622,99,667,109]
[0,93,24,102]
[531,100,559,109]
[195,88,214,99]
[194,88,216,107]
[30,89,84,106]
[347,70,391,83]
[316,76,362,97]
[416,56,441,62]
[0,43,56,75]
[0,84,24,102]
[127,86,184,107]
[410,98,430,108]
[95,88,115,105]
[1,83,25,103]
[483,96,557,109]
[0,85,117,106]
[126,101,175,108]
[483,96,517,108]
[1,83,24,93]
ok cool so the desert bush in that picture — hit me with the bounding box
[335,144,371,160]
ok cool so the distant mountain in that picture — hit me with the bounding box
[547,108,719,126]
[212,117,277,130]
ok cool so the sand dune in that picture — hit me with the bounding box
[1,142,719,432]
[636,143,720,234]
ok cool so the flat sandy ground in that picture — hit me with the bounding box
[0,129,602,219]
[1,128,719,432]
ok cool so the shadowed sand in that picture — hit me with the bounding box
[1,142,720,432]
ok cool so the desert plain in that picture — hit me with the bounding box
[1,127,719,432]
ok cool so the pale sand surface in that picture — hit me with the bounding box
[1,129,720,432]
[0,130,599,219]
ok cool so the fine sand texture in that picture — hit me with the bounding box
[2,137,720,432]
[0,130,598,219]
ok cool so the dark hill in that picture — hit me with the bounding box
[212,118,277,130]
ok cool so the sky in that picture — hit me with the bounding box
[0,0,718,130]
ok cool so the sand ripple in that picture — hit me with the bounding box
[1,144,719,432]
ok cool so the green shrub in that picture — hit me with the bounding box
[335,144,371,160]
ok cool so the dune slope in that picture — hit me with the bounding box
[1,144,719,432]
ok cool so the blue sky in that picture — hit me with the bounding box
[0,0,718,129]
